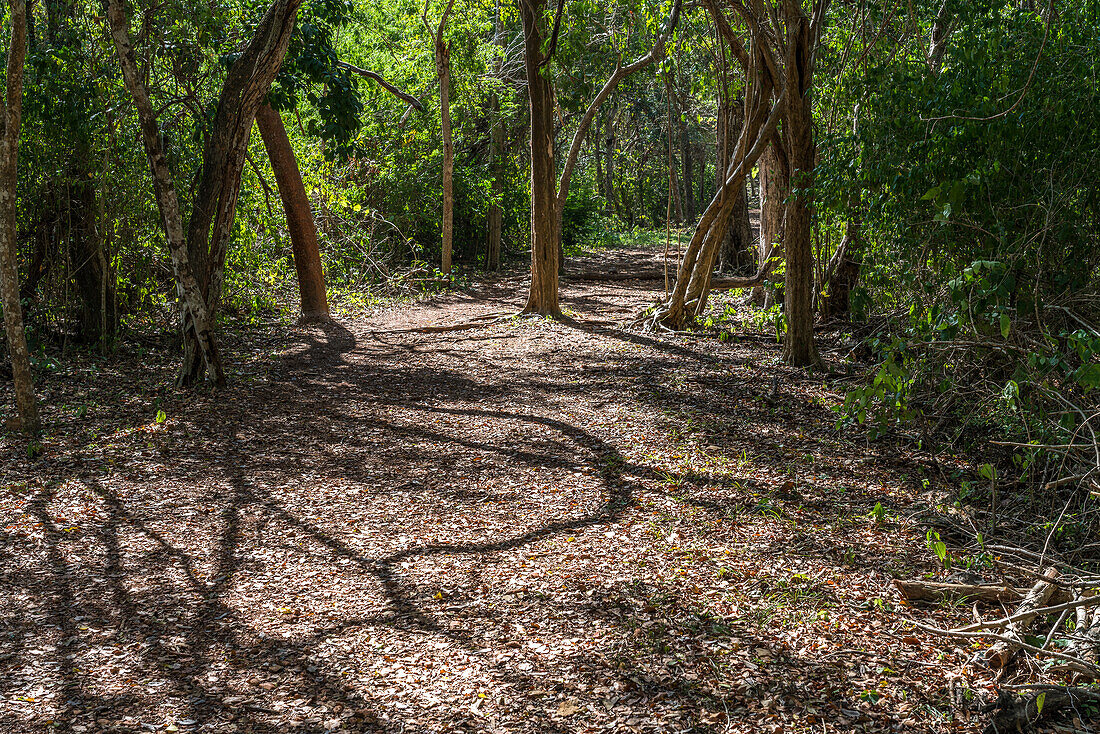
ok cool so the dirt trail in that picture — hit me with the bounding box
[2,247,974,733]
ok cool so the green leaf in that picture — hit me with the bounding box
[999,313,1010,339]
[1036,692,1046,714]
[1075,364,1100,390]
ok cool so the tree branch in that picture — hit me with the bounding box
[337,61,426,113]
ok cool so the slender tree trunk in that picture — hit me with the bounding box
[69,179,117,345]
[109,0,301,386]
[716,99,753,272]
[437,36,454,274]
[520,0,560,316]
[604,110,617,219]
[821,109,863,320]
[425,0,456,275]
[486,1,504,271]
[107,0,222,386]
[751,143,786,306]
[681,116,694,223]
[487,93,503,271]
[554,0,679,255]
[0,0,39,434]
[255,103,329,322]
[781,3,820,367]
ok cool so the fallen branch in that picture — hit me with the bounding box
[1049,606,1100,680]
[954,592,1100,633]
[985,567,1059,668]
[908,618,1100,676]
[893,578,1071,605]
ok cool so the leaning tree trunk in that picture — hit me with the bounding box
[178,0,302,385]
[780,1,820,367]
[553,0,680,265]
[520,0,560,316]
[109,0,301,386]
[639,51,783,331]
[0,0,39,434]
[256,103,330,322]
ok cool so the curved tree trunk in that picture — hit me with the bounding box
[110,0,301,386]
[179,0,302,386]
[0,0,39,434]
[255,103,330,322]
[639,68,783,331]
[107,0,221,386]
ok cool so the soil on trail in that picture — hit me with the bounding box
[3,246,985,733]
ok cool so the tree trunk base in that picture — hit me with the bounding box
[298,310,333,325]
[634,302,690,332]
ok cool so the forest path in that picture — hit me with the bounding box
[2,245,962,733]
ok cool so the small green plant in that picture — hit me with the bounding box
[869,502,887,526]
[926,530,951,570]
[26,441,44,460]
[155,409,168,424]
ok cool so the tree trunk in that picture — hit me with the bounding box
[820,218,861,320]
[487,93,503,271]
[486,2,504,272]
[0,0,39,434]
[68,179,117,345]
[640,76,783,331]
[716,100,754,273]
[47,2,117,348]
[520,0,560,316]
[751,143,786,306]
[681,115,694,223]
[436,29,454,274]
[604,110,617,218]
[821,107,863,320]
[554,0,678,255]
[180,0,302,385]
[780,3,820,367]
[107,0,222,386]
[255,103,329,322]
[109,0,301,386]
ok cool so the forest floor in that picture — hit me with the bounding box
[0,242,1084,733]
